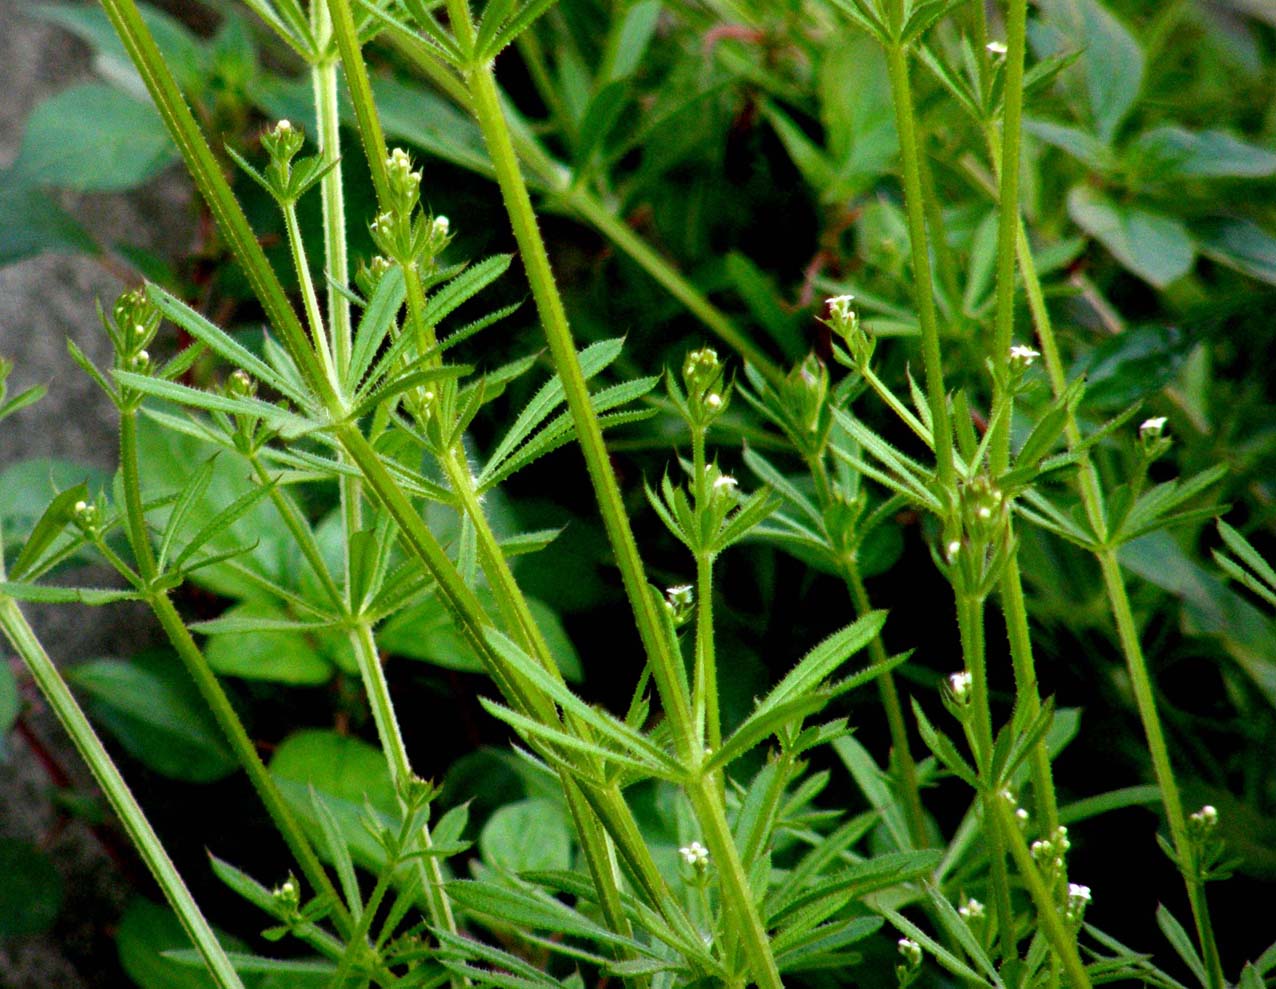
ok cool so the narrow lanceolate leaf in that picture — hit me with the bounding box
[422,254,514,327]
[112,372,321,438]
[8,484,89,581]
[484,337,626,476]
[348,267,406,392]
[483,630,685,779]
[147,285,311,405]
[0,582,143,606]
[707,614,895,771]
[765,849,943,925]
[173,482,277,571]
[157,457,216,571]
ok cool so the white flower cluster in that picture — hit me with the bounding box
[678,841,709,868]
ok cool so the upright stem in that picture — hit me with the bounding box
[119,404,350,933]
[981,0,1059,833]
[844,561,928,847]
[1009,163,1222,989]
[690,424,720,752]
[348,623,459,947]
[956,593,1016,964]
[1097,550,1222,989]
[311,24,352,381]
[444,5,781,980]
[0,598,245,989]
[809,456,927,847]
[884,42,955,492]
[993,797,1093,989]
[283,204,338,386]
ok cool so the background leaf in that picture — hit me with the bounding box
[11,83,178,192]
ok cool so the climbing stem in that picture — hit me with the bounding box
[0,597,245,989]
[444,7,781,980]
[884,40,954,492]
[956,593,1016,964]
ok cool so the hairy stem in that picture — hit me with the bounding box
[884,41,954,492]
[0,597,245,989]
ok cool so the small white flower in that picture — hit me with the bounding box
[705,392,723,410]
[1016,807,1030,824]
[897,937,923,967]
[433,215,450,237]
[948,670,973,704]
[1068,883,1091,904]
[986,40,1008,56]
[275,119,292,133]
[1009,343,1039,367]
[1140,416,1167,438]
[959,897,985,920]
[947,539,962,560]
[826,294,856,321]
[679,841,710,867]
[712,474,738,492]
[977,505,992,520]
[73,500,88,514]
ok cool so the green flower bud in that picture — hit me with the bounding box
[261,119,305,165]
[824,295,874,367]
[782,353,829,436]
[226,369,256,400]
[111,287,160,358]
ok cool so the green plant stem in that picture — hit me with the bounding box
[690,424,720,752]
[956,593,1016,964]
[884,41,954,493]
[147,587,348,929]
[1009,176,1224,989]
[446,8,782,981]
[993,797,1092,989]
[119,406,351,933]
[283,204,338,386]
[98,0,328,392]
[348,623,459,949]
[695,551,719,752]
[377,31,786,387]
[1097,549,1222,989]
[808,455,927,847]
[844,561,927,846]
[0,597,245,989]
[325,0,390,203]
[999,555,1060,832]
[978,0,1061,832]
[311,28,352,380]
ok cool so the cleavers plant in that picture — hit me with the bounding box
[1,0,1273,988]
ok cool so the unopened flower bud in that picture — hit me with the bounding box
[897,937,923,971]
[70,499,100,534]
[262,119,305,163]
[1188,803,1219,841]
[226,369,256,399]
[783,353,828,435]
[986,40,1008,56]
[824,294,874,367]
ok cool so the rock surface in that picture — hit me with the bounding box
[0,1,187,984]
